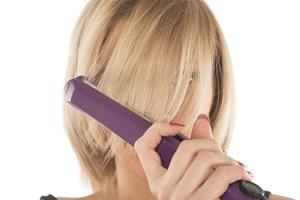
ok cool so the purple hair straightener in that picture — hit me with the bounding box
[64,75,270,200]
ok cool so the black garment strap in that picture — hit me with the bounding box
[264,190,272,199]
[40,194,57,200]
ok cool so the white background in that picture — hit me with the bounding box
[0,0,299,199]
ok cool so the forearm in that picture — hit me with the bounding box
[269,194,295,200]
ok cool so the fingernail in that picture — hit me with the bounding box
[237,161,247,169]
[247,170,254,178]
[169,121,185,127]
[197,114,210,123]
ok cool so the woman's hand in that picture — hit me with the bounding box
[134,115,253,200]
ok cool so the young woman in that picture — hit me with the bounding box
[41,0,294,199]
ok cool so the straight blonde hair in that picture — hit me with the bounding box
[63,0,236,194]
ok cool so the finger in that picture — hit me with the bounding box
[191,114,213,140]
[176,151,239,196]
[191,165,252,200]
[134,121,185,184]
[164,139,224,186]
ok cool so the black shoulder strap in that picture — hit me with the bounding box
[40,194,57,200]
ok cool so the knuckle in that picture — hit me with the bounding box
[207,138,223,152]
[207,138,217,144]
[152,121,163,130]
[213,165,226,176]
[232,164,244,173]
[145,122,159,135]
[177,139,192,152]
[215,165,245,182]
[147,122,164,135]
[223,155,239,165]
[213,167,230,184]
[229,165,245,181]
[235,164,247,176]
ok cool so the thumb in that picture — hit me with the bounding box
[191,114,213,140]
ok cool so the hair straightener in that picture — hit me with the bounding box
[64,75,270,200]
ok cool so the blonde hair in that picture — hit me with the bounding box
[63,0,236,194]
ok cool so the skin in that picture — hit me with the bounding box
[57,115,295,200]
